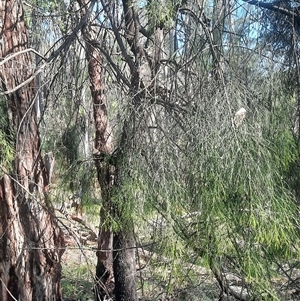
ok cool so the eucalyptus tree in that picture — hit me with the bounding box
[0,0,64,300]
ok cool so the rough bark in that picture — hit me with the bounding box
[80,0,147,299]
[0,1,64,300]
[77,1,115,299]
[88,40,115,301]
[113,230,137,301]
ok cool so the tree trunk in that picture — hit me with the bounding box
[0,1,64,300]
[80,0,142,299]
[88,41,115,301]
[113,230,137,301]
[212,0,226,80]
[77,1,115,299]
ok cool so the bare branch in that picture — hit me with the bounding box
[242,0,300,21]
[0,64,46,95]
[46,0,97,63]
[0,48,46,66]
[100,0,136,74]
[0,279,18,301]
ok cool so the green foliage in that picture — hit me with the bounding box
[0,131,14,176]
[109,170,139,232]
[22,0,300,298]
[146,0,178,31]
[122,78,300,298]
[0,100,14,176]
[24,0,67,29]
[61,250,95,300]
[187,103,299,295]
[61,124,83,165]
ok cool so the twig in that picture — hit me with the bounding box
[0,48,46,66]
[0,64,46,95]
[0,278,18,301]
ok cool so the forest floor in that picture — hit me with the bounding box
[60,241,222,301]
[58,208,222,301]
[58,208,300,301]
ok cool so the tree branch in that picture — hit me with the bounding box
[243,0,300,21]
[0,64,46,95]
[0,48,46,66]
[46,0,97,63]
[100,0,136,75]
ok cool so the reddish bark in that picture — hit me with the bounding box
[79,1,139,299]
[89,45,115,301]
[0,1,64,300]
[77,2,115,298]
[90,51,115,299]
